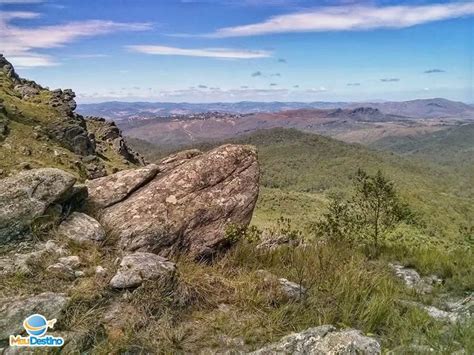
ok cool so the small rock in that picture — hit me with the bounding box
[95,265,107,276]
[57,212,106,245]
[74,270,85,278]
[256,270,306,301]
[47,262,75,280]
[251,325,381,354]
[109,252,176,289]
[58,255,81,269]
[389,263,439,294]
[424,305,459,323]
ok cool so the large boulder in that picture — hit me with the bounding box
[0,168,76,242]
[109,252,176,289]
[0,292,69,341]
[96,144,259,259]
[252,325,381,354]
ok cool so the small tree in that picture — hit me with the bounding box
[351,169,413,252]
[313,169,413,255]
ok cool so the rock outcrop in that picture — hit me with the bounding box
[252,325,381,354]
[109,252,176,289]
[0,168,76,242]
[389,263,442,294]
[0,55,145,179]
[86,117,147,166]
[90,144,259,259]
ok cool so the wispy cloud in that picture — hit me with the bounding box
[251,71,263,77]
[307,86,327,92]
[209,2,474,37]
[278,58,287,63]
[0,11,152,67]
[347,82,361,86]
[270,83,278,86]
[424,68,446,73]
[70,53,109,58]
[127,45,271,59]
[198,84,208,89]
[380,78,400,82]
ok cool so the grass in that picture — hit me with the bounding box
[87,237,472,353]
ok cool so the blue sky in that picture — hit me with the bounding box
[1,0,473,103]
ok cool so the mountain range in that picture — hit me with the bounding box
[78,98,474,121]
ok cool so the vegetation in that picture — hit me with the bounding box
[121,127,474,352]
[0,69,134,179]
[129,128,473,245]
[4,218,471,353]
[312,169,415,255]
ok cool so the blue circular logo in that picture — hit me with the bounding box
[23,314,48,337]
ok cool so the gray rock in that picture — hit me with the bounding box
[86,164,159,209]
[57,212,105,245]
[99,144,259,259]
[0,292,69,341]
[157,149,202,172]
[46,262,75,280]
[389,263,440,294]
[256,270,306,301]
[58,255,81,269]
[109,252,176,289]
[95,265,107,277]
[423,305,460,323]
[252,325,381,354]
[278,278,307,301]
[0,168,76,242]
[0,240,69,276]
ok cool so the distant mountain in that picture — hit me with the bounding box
[78,101,349,120]
[349,98,474,119]
[120,107,454,147]
[78,98,474,121]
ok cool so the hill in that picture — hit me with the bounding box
[354,98,474,119]
[0,55,144,180]
[128,128,473,244]
[121,106,465,147]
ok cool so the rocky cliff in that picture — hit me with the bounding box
[0,55,144,180]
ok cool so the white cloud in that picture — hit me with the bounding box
[210,2,474,37]
[307,86,327,92]
[0,11,152,67]
[9,55,59,68]
[127,45,272,59]
[70,53,109,58]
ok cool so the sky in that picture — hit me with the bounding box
[0,0,473,103]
